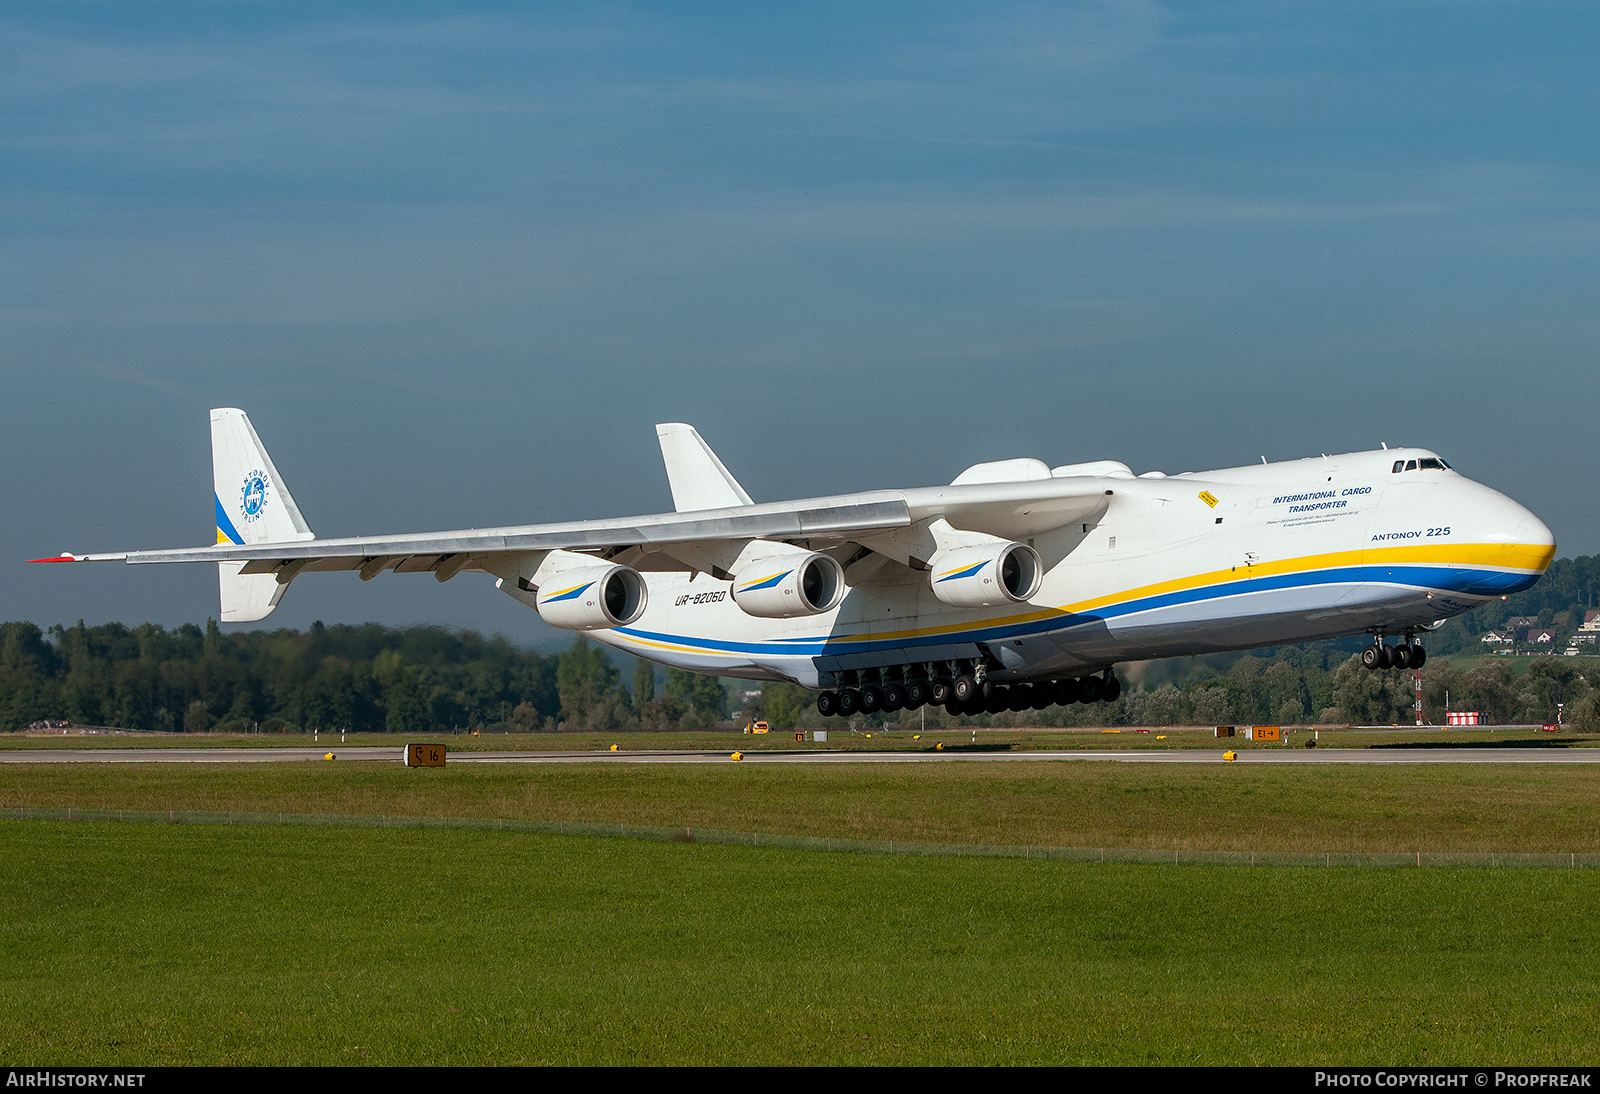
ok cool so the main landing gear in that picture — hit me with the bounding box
[1361,633,1426,671]
[815,665,1123,719]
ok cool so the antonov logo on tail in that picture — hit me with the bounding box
[34,409,1556,720]
[240,469,269,521]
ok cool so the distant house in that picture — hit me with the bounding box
[1528,626,1558,645]
[1581,610,1600,633]
[1481,630,1515,645]
[1507,616,1539,630]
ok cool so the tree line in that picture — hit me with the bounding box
[0,620,726,735]
[758,647,1598,732]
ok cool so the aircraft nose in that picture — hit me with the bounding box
[1445,479,1555,598]
[1514,510,1556,558]
[1475,486,1556,586]
[1470,481,1554,558]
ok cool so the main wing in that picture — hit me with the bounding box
[36,412,1117,621]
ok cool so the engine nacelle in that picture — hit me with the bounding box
[535,563,647,630]
[928,542,1042,608]
[730,550,846,618]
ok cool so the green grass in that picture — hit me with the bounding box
[1438,652,1600,674]
[3,819,1596,1065]
[5,762,1600,853]
[8,756,1598,1064]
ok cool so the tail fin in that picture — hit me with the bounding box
[210,408,315,622]
[655,423,754,512]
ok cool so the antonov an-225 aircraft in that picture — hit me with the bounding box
[36,409,1555,718]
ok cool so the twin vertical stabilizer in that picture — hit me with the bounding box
[211,408,315,622]
[655,423,753,512]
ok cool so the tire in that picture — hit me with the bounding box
[1361,645,1383,670]
[816,690,837,718]
[859,685,883,713]
[1079,676,1104,703]
[837,688,859,716]
[986,687,1010,714]
[944,701,964,718]
[1008,685,1032,712]
[962,696,987,717]
[952,675,977,704]
[1031,686,1055,711]
[1409,645,1426,669]
[881,682,905,712]
[929,678,952,704]
[1053,678,1079,706]
[1102,675,1122,703]
[1392,645,1412,670]
[904,680,928,708]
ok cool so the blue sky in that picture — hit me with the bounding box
[4,2,1596,643]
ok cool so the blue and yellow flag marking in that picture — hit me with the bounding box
[215,495,244,546]
[544,581,596,604]
[935,561,987,583]
[737,569,794,592]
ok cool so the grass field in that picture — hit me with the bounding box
[1438,652,1600,674]
[5,760,1600,855]
[5,818,1599,1065]
[7,756,1599,1065]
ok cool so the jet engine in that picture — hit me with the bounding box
[928,542,1042,608]
[534,562,648,630]
[730,550,846,618]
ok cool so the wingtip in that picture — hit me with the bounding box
[26,553,80,563]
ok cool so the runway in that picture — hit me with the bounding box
[3,746,1599,765]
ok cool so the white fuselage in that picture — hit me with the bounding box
[580,447,1553,688]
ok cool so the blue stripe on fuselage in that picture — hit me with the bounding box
[614,562,1542,658]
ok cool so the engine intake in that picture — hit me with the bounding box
[535,563,647,630]
[731,551,846,618]
[928,542,1041,608]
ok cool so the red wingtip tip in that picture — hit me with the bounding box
[26,555,79,563]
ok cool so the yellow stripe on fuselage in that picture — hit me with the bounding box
[612,540,1555,659]
[846,540,1556,646]
[620,634,718,656]
[1066,540,1553,617]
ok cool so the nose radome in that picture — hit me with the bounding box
[1516,511,1556,560]
[1486,488,1555,566]
[1461,481,1556,568]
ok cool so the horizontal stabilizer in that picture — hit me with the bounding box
[218,562,289,622]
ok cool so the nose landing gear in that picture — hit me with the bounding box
[1362,633,1427,672]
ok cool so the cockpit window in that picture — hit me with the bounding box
[1393,456,1453,473]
